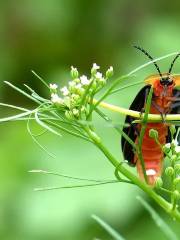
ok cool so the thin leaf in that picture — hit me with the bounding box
[95,108,136,149]
[110,80,144,95]
[128,51,179,76]
[32,93,50,103]
[23,84,36,93]
[92,215,125,240]
[27,114,56,158]
[34,110,62,137]
[94,52,179,105]
[137,196,178,240]
[29,169,115,183]
[31,70,50,88]
[44,119,91,142]
[114,165,134,184]
[90,75,133,112]
[4,81,41,104]
[24,84,49,103]
[0,102,30,112]
[34,181,118,191]
[175,127,180,142]
[0,110,35,123]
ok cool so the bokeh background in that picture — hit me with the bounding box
[0,1,180,239]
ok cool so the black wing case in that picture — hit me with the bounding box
[167,89,180,143]
[121,85,151,165]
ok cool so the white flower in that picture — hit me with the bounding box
[165,143,171,148]
[51,93,64,104]
[80,75,90,85]
[92,63,100,70]
[95,72,103,79]
[50,83,58,90]
[60,86,69,96]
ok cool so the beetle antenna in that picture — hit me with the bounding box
[168,53,180,74]
[133,45,162,77]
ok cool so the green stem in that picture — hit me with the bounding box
[85,127,180,221]
[95,99,180,121]
[137,88,153,183]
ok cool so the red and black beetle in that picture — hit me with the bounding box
[121,46,180,185]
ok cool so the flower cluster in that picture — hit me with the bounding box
[49,64,113,120]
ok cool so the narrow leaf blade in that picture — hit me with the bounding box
[92,215,126,240]
[137,196,178,240]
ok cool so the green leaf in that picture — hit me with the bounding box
[27,114,56,158]
[35,110,62,137]
[31,70,50,88]
[128,51,179,76]
[92,215,126,240]
[0,110,35,123]
[29,169,116,183]
[4,81,41,104]
[0,102,30,112]
[34,181,118,191]
[137,196,178,240]
[110,80,143,95]
[95,108,136,149]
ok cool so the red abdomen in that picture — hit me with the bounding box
[134,105,168,185]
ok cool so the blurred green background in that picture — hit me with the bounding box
[0,1,180,239]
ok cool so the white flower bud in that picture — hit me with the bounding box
[50,83,58,90]
[106,66,113,78]
[91,63,100,75]
[71,94,80,101]
[60,86,69,96]
[92,63,100,70]
[72,108,79,116]
[155,177,163,189]
[80,75,90,85]
[51,93,64,105]
[165,143,171,148]
[165,167,174,177]
[95,72,103,79]
[71,66,79,79]
[149,129,158,139]
[65,110,74,120]
[50,83,58,93]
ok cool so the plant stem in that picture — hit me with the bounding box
[85,127,180,221]
[94,99,180,121]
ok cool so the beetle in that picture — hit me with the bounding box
[121,46,180,185]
